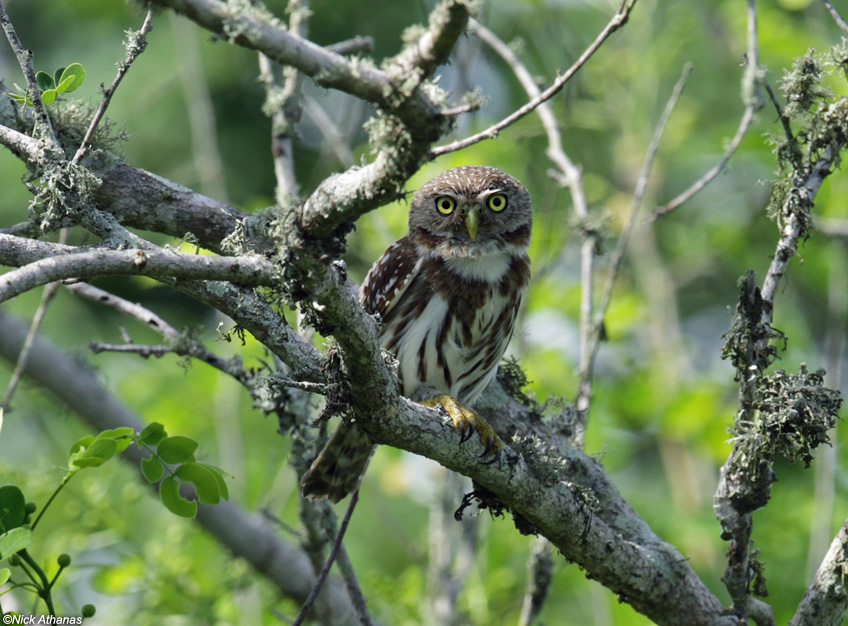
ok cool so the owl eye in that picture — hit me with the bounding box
[487,193,508,212]
[435,196,456,215]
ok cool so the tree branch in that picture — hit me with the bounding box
[789,517,848,626]
[431,0,637,157]
[0,235,278,304]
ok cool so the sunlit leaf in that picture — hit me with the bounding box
[138,422,166,446]
[58,63,85,93]
[0,527,31,559]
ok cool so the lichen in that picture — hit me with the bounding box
[729,364,841,478]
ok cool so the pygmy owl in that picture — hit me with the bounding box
[301,165,532,502]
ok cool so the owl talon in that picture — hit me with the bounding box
[421,394,503,461]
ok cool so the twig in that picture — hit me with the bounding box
[431,0,637,157]
[579,63,692,421]
[1,276,61,412]
[65,281,180,340]
[258,0,309,204]
[0,0,59,147]
[318,503,372,626]
[763,78,795,146]
[72,7,155,163]
[325,36,372,56]
[171,12,230,202]
[301,94,356,166]
[653,0,762,219]
[1,228,71,412]
[518,537,554,626]
[470,18,595,428]
[291,490,360,626]
[822,0,848,37]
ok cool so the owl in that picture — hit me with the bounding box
[301,165,532,502]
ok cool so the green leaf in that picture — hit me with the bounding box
[71,437,117,468]
[58,63,85,93]
[0,527,31,559]
[0,486,26,532]
[7,93,29,106]
[140,456,164,483]
[41,89,57,106]
[176,463,220,505]
[159,476,197,518]
[139,422,166,446]
[54,75,75,96]
[70,435,95,456]
[35,71,55,92]
[0,567,10,586]
[53,67,65,87]
[95,427,134,453]
[197,463,230,502]
[156,436,198,464]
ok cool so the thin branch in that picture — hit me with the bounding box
[578,63,692,420]
[518,537,554,626]
[470,18,594,427]
[0,280,60,412]
[72,7,155,163]
[0,0,59,147]
[653,0,762,219]
[431,0,637,157]
[292,490,360,626]
[652,105,757,219]
[325,36,373,56]
[0,237,278,304]
[1,228,69,412]
[258,0,309,204]
[822,0,848,37]
[65,281,180,340]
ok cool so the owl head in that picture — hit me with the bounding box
[408,165,532,259]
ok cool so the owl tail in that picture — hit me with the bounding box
[300,423,376,503]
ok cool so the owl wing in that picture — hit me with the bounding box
[360,236,423,318]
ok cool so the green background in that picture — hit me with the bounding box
[1,0,846,623]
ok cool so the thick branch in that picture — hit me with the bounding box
[789,518,848,626]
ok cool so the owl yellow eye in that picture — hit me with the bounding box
[435,196,456,215]
[487,193,508,212]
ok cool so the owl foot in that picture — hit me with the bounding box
[421,394,502,461]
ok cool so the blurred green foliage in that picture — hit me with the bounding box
[1,0,848,624]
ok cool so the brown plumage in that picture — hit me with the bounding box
[301,166,532,502]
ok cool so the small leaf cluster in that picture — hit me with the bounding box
[136,422,231,519]
[0,485,95,620]
[8,63,86,108]
[0,422,230,617]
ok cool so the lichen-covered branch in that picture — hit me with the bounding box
[715,46,848,625]
[0,234,278,303]
[789,517,848,626]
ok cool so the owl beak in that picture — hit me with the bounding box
[464,205,481,240]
